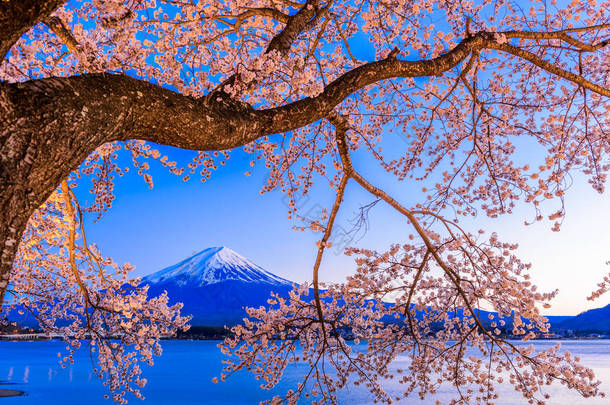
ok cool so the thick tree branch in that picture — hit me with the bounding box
[44,15,94,68]
[0,33,475,212]
[266,0,325,56]
[0,0,65,60]
[2,29,608,211]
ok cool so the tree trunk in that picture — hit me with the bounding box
[0,0,66,60]
[0,118,43,306]
[0,194,29,307]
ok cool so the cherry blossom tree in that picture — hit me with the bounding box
[1,0,609,403]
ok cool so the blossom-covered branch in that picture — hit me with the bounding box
[1,0,609,403]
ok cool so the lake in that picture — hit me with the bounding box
[1,340,610,404]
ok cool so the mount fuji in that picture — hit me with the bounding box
[141,247,295,326]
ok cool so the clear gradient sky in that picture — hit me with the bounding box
[74,137,610,317]
[67,15,609,317]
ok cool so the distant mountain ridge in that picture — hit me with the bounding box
[143,248,609,332]
[5,247,609,333]
[554,303,610,332]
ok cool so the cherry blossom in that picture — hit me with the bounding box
[1,0,609,403]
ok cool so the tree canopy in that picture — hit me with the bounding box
[0,0,609,403]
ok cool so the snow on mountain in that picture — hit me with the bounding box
[140,247,295,326]
[142,246,292,287]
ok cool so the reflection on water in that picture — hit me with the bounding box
[1,340,609,404]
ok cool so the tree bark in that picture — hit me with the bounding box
[0,0,65,60]
[0,196,29,307]
[0,87,44,305]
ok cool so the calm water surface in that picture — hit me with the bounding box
[1,340,609,404]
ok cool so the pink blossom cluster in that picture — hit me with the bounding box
[1,0,609,403]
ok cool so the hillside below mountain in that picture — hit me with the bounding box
[554,303,610,332]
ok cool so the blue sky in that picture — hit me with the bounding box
[73,138,610,317]
[65,6,610,317]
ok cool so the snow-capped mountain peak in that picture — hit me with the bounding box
[142,246,292,287]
